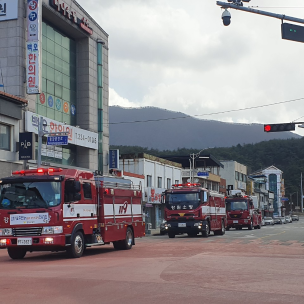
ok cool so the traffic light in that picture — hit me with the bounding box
[281,23,304,43]
[264,123,295,132]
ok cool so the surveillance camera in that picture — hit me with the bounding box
[222,9,231,26]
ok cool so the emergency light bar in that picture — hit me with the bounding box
[12,168,63,175]
[172,183,201,188]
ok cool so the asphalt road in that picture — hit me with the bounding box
[1,219,304,304]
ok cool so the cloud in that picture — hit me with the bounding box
[78,0,304,136]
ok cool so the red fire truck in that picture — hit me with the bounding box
[0,168,145,259]
[225,190,262,230]
[163,183,226,238]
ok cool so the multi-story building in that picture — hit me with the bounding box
[0,0,109,176]
[250,166,284,216]
[0,91,28,176]
[219,160,247,193]
[247,174,274,217]
[119,153,182,229]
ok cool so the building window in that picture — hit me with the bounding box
[147,175,152,187]
[157,177,162,188]
[0,124,10,151]
[235,171,239,181]
[38,22,77,126]
[175,180,179,185]
[167,178,171,189]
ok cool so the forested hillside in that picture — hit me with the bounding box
[111,137,304,196]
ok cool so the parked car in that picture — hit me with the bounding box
[160,220,168,235]
[279,217,286,224]
[285,215,292,223]
[273,217,282,224]
[264,217,274,225]
[291,214,299,221]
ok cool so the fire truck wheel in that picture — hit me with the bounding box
[67,231,85,258]
[168,232,175,238]
[121,227,133,250]
[248,220,253,230]
[202,221,210,238]
[219,220,225,235]
[7,248,26,260]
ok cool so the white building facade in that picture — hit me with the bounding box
[119,153,182,229]
[219,160,248,192]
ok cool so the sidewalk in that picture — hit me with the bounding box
[145,229,160,236]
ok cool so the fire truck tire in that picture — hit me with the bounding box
[202,221,210,238]
[7,248,26,260]
[248,220,253,230]
[121,227,133,250]
[168,232,175,238]
[219,220,225,235]
[67,231,85,258]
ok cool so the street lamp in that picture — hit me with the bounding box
[189,148,212,183]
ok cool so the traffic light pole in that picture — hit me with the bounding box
[216,1,304,25]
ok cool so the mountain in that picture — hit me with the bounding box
[109,106,301,150]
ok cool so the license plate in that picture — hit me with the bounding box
[17,238,32,246]
[178,223,186,228]
[233,220,238,223]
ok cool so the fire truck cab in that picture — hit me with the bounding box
[225,190,262,230]
[0,168,145,259]
[163,183,226,238]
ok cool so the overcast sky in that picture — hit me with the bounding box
[78,0,304,136]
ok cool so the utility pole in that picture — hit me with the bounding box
[301,173,303,213]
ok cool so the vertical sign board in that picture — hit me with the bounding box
[109,149,119,169]
[0,0,18,21]
[19,132,35,160]
[26,0,41,94]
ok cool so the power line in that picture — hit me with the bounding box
[109,97,304,125]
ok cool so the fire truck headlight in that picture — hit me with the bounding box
[0,228,12,236]
[42,226,63,234]
[0,239,7,246]
[247,216,251,219]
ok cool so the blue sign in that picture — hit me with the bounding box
[197,171,209,177]
[48,95,54,107]
[71,104,76,115]
[109,149,119,169]
[47,135,68,146]
[28,12,37,21]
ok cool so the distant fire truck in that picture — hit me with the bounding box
[163,183,226,238]
[0,168,145,259]
[225,190,262,230]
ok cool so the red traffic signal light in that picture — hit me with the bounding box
[264,123,295,132]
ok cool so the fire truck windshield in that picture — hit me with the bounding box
[226,200,248,211]
[165,192,200,210]
[0,181,61,210]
